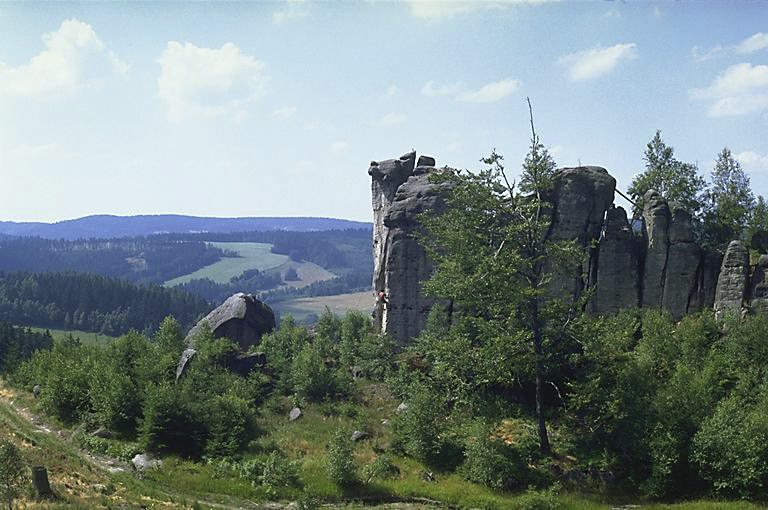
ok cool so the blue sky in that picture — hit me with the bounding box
[1,1,766,223]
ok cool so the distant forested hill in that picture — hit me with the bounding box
[0,215,371,240]
[0,237,226,284]
[0,272,210,335]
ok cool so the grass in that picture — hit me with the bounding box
[164,242,290,285]
[272,291,373,321]
[2,376,767,509]
[28,327,118,347]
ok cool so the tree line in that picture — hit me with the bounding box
[627,131,763,253]
[0,272,210,336]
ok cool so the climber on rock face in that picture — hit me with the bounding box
[377,290,388,305]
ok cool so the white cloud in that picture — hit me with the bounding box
[736,151,768,170]
[690,62,768,117]
[692,45,724,62]
[157,41,267,121]
[272,106,297,118]
[376,113,407,126]
[407,0,554,20]
[0,19,127,98]
[736,32,768,54]
[558,43,637,81]
[459,78,520,103]
[421,80,462,97]
[274,0,310,23]
[330,141,349,155]
[382,84,398,99]
[692,33,768,62]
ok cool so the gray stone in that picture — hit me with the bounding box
[642,190,671,310]
[175,348,197,383]
[547,166,616,301]
[132,453,162,472]
[350,366,363,379]
[714,240,750,319]
[417,155,436,167]
[661,203,701,319]
[90,426,113,439]
[369,152,452,345]
[592,206,641,314]
[289,407,302,421]
[751,255,768,314]
[396,402,408,413]
[351,430,369,442]
[32,384,41,398]
[185,292,275,351]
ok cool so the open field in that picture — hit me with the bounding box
[271,290,373,320]
[164,242,290,285]
[29,327,118,346]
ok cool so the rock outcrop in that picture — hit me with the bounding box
[184,292,275,350]
[368,152,760,343]
[547,166,616,301]
[177,293,275,381]
[714,240,750,319]
[368,153,451,344]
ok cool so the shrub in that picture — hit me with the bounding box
[692,394,768,498]
[203,394,257,459]
[327,429,357,487]
[291,342,347,402]
[0,439,26,510]
[461,424,530,491]
[138,383,206,457]
[363,454,399,483]
[515,484,563,510]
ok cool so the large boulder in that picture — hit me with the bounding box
[714,240,750,319]
[185,292,275,350]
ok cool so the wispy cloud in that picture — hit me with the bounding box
[0,19,127,98]
[376,113,407,126]
[458,78,520,103]
[558,43,637,81]
[693,32,768,62]
[736,32,768,54]
[330,141,349,155]
[273,0,310,23]
[157,41,267,121]
[421,80,462,97]
[690,62,768,117]
[272,106,297,118]
[736,150,768,170]
[407,0,555,20]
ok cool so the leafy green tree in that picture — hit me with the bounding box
[0,439,26,510]
[627,131,705,216]
[701,147,755,252]
[326,429,357,487]
[418,102,581,454]
[748,196,768,252]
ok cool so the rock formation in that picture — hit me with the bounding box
[369,152,745,344]
[177,292,275,381]
[184,292,275,350]
[714,240,750,319]
[368,152,451,344]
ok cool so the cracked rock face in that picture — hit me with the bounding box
[750,255,768,315]
[368,152,745,344]
[592,206,641,314]
[547,166,616,301]
[368,152,450,345]
[714,240,750,319]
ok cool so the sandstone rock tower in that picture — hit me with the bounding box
[368,151,760,344]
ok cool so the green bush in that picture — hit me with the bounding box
[138,383,206,457]
[391,385,459,468]
[692,394,768,498]
[514,484,563,510]
[460,424,530,491]
[327,429,357,487]
[239,452,300,491]
[0,439,26,510]
[363,454,399,483]
[203,393,257,459]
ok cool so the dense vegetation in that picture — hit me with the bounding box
[0,272,210,335]
[0,322,53,373]
[0,237,226,284]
